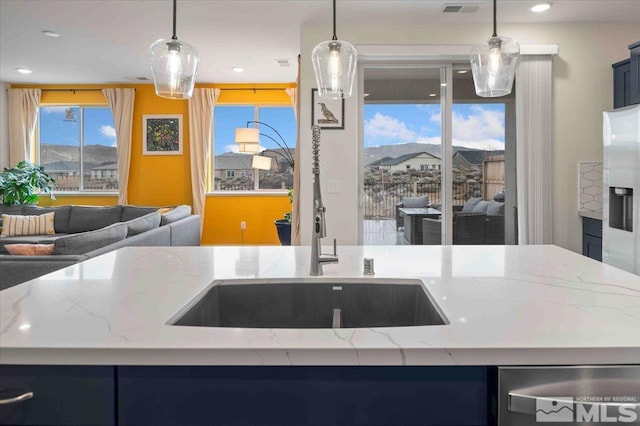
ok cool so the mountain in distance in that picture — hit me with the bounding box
[41,144,117,170]
[363,142,491,165]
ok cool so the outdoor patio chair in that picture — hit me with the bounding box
[395,195,430,229]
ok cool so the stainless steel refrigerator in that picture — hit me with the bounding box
[603,104,640,275]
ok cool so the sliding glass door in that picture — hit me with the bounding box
[360,62,516,246]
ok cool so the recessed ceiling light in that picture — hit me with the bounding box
[16,68,32,74]
[232,67,244,73]
[456,70,469,74]
[531,1,552,12]
[42,30,60,37]
[428,93,437,97]
[363,93,370,97]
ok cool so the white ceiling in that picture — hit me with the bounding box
[2,0,639,85]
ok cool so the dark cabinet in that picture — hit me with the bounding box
[629,41,640,105]
[0,365,115,426]
[582,217,602,262]
[613,41,640,108]
[118,366,496,426]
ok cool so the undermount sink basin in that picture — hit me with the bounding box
[168,278,448,329]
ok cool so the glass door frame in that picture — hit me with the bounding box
[357,60,455,245]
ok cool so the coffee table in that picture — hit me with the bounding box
[399,207,441,244]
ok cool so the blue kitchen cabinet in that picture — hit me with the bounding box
[582,217,602,262]
[613,41,640,108]
[117,366,496,426]
[0,365,115,426]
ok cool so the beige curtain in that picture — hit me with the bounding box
[102,88,135,205]
[516,55,554,244]
[188,88,220,232]
[8,88,41,165]
[286,57,301,245]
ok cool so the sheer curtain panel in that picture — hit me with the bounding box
[102,88,135,204]
[188,88,220,233]
[8,88,41,165]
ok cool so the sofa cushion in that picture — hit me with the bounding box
[486,201,505,216]
[121,206,159,222]
[124,212,161,236]
[1,212,55,237]
[5,243,55,255]
[461,197,483,213]
[471,200,489,214]
[0,234,65,253]
[401,196,429,209]
[68,205,123,233]
[54,222,128,255]
[22,205,72,233]
[160,205,191,225]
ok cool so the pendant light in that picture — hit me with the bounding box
[311,0,357,99]
[149,0,199,99]
[470,0,520,97]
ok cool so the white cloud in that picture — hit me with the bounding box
[100,125,117,146]
[41,106,69,114]
[452,106,504,141]
[416,136,441,145]
[365,113,416,142]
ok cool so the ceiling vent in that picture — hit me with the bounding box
[442,4,480,13]
[275,59,290,67]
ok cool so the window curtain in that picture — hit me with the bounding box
[286,56,301,245]
[188,88,220,233]
[516,55,554,244]
[102,88,135,205]
[8,88,41,166]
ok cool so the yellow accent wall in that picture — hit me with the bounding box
[13,83,295,245]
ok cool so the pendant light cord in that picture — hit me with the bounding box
[492,0,497,37]
[172,0,178,40]
[332,0,337,40]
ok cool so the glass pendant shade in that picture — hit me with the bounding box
[149,38,199,99]
[312,39,357,99]
[470,35,520,97]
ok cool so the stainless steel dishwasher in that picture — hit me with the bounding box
[499,366,640,425]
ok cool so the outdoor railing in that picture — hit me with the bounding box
[363,181,483,219]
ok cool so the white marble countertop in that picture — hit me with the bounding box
[579,210,603,220]
[1,245,639,366]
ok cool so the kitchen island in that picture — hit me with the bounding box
[1,245,639,425]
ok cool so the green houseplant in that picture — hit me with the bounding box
[274,188,293,245]
[0,161,56,207]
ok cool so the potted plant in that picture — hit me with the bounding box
[0,161,56,214]
[274,188,293,246]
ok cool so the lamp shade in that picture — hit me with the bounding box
[149,38,199,99]
[237,143,261,154]
[470,36,520,97]
[235,128,260,144]
[252,155,272,170]
[312,40,357,99]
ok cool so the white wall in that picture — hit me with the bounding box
[298,22,640,252]
[0,82,9,169]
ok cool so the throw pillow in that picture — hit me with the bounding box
[486,201,505,216]
[1,212,55,237]
[5,243,55,255]
[471,200,489,214]
[402,196,429,208]
[156,207,175,214]
[461,197,483,213]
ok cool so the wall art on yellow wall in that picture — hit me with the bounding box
[143,114,183,155]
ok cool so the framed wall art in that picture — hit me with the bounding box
[311,89,344,130]
[143,114,183,155]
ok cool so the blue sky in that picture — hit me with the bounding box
[39,103,504,153]
[39,106,116,147]
[364,103,505,150]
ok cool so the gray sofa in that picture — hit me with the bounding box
[421,197,505,245]
[0,204,201,290]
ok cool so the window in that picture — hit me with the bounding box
[420,164,428,171]
[38,106,117,192]
[213,105,295,191]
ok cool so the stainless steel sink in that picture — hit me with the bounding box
[168,278,449,329]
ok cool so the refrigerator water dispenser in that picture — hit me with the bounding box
[609,187,633,232]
